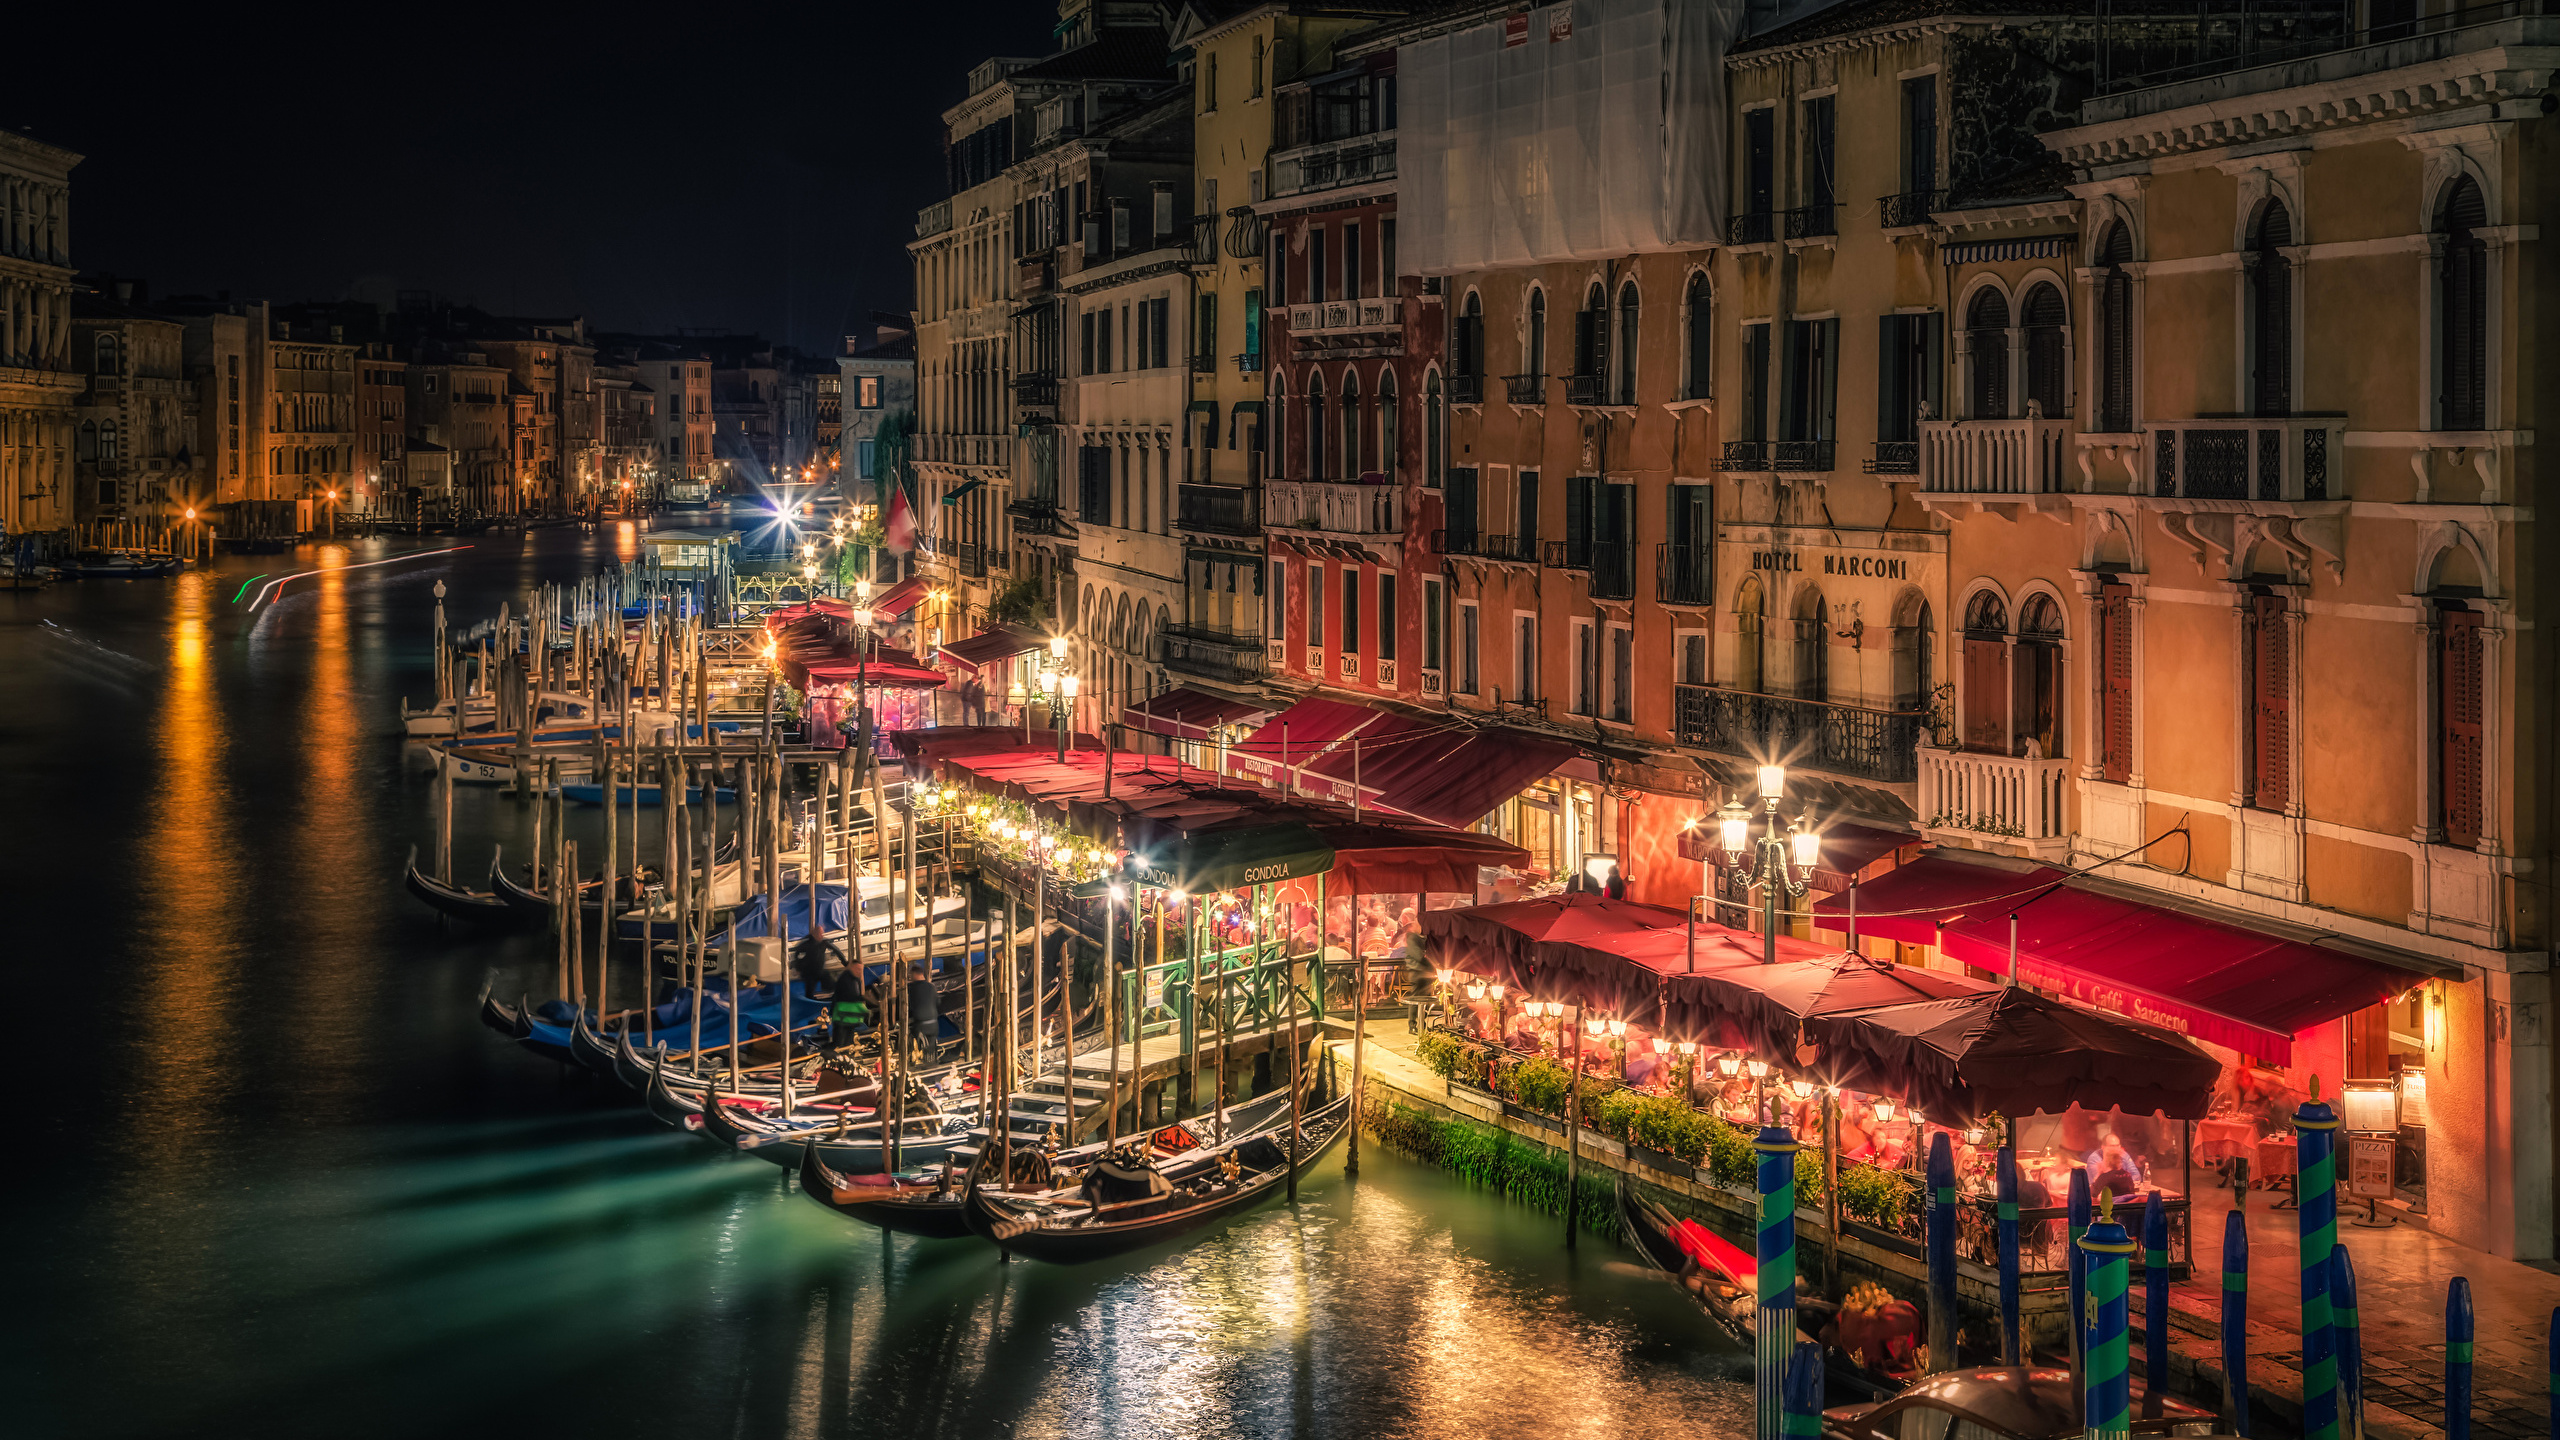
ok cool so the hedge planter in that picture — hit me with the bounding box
[1451,1078,1500,1108]
[1502,1101,1565,1135]
[1631,1143,1693,1179]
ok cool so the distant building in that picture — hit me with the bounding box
[404,349,513,514]
[0,131,81,541]
[838,318,916,507]
[354,347,407,509]
[69,285,193,526]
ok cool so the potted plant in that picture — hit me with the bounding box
[1503,1056,1571,1133]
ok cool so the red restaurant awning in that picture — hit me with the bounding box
[873,577,927,617]
[1124,686,1271,745]
[803,658,947,690]
[1814,853,2441,1063]
[1375,727,1580,829]
[936,623,1043,673]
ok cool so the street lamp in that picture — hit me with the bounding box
[1716,762,1821,965]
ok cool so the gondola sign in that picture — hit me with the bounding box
[1081,822,1335,898]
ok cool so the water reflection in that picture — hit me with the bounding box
[8,529,1748,1440]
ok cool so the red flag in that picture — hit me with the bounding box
[884,485,916,553]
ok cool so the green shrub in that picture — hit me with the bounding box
[1508,1057,1572,1115]
[1624,1094,1705,1158]
[1837,1161,1917,1231]
[1416,1030,1463,1081]
[1593,1087,1642,1139]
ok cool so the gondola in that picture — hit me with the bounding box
[404,846,532,927]
[961,1089,1353,1265]
[476,978,521,1037]
[698,1067,968,1174]
[489,849,605,917]
[1817,1365,2214,1440]
[797,1088,1304,1242]
[558,781,735,808]
[1614,1179,1908,1402]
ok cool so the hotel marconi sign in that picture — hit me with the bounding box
[1747,548,1916,580]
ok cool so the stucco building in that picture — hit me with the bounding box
[0,132,80,543]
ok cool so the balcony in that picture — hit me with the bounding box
[1786,204,1839,240]
[1177,482,1260,536]
[1012,372,1061,408]
[1189,351,1217,373]
[916,199,953,239]
[1728,211,1776,246]
[1674,686,1926,786]
[1589,543,1636,600]
[1160,626,1268,686]
[1284,296,1403,339]
[1919,416,2071,495]
[1017,254,1054,299]
[1433,527,1480,557]
[1917,747,2071,859]
[1481,532,1539,563]
[1006,495,1066,536]
[1502,373,1547,405]
[1880,189,1943,229]
[1866,440,1919,476]
[1268,479,1401,537]
[1270,132,1397,200]
[1656,544,1712,606]
[1232,352,1265,373]
[1448,373,1485,404]
[1718,440,1772,473]
[1774,440,1836,473]
[2142,417,2346,503]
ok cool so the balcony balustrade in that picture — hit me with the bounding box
[1270,133,1397,200]
[1917,746,2071,853]
[1447,372,1485,404]
[1268,479,1401,537]
[1674,685,1925,786]
[1880,189,1943,229]
[1502,373,1546,405]
[1588,543,1636,600]
[1866,440,1919,476]
[1160,626,1268,685]
[1656,544,1712,605]
[1786,204,1839,240]
[1919,415,2071,494]
[1728,211,1775,245]
[1480,532,1538,563]
[1283,296,1403,338]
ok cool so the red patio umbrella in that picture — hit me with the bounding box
[1806,984,2220,1125]
[1417,892,1693,1002]
[1660,952,1995,1060]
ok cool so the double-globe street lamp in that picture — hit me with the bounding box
[1714,762,1823,967]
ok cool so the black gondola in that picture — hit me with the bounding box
[1613,1177,1901,1401]
[960,1090,1353,1264]
[698,1072,964,1174]
[404,846,531,927]
[489,850,604,916]
[476,978,521,1037]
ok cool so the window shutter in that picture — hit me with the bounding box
[1963,638,2007,752]
[1446,466,1478,543]
[2440,607,2485,846]
[2100,269,2134,433]
[2101,588,2135,784]
[1564,474,1594,567]
[2249,595,2290,810]
[2443,239,2487,430]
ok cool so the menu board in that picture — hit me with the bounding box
[2345,1133,2396,1201]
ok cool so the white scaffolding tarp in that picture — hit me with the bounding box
[1401,0,1742,274]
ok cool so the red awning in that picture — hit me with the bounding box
[936,624,1044,672]
[1810,854,2065,946]
[872,577,926,617]
[803,658,947,690]
[1124,686,1270,744]
[1376,728,1580,829]
[1230,696,1385,782]
[1813,853,2439,1063]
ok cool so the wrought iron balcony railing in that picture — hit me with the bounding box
[1502,373,1546,405]
[1176,483,1260,536]
[1881,189,1944,228]
[1656,544,1711,605]
[1786,204,1839,240]
[1674,685,1925,786]
[1728,211,1776,245]
[1866,440,1919,476]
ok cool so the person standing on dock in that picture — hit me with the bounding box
[906,961,939,1066]
[828,964,871,1055]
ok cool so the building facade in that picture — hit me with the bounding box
[69,293,192,526]
[0,133,81,542]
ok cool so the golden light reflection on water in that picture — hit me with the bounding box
[284,551,382,1092]
[615,521,639,563]
[136,568,232,1130]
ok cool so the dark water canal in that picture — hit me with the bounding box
[2,526,1748,1439]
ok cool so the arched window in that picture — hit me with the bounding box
[1891,592,1934,713]
[1961,590,2009,751]
[2249,200,2294,416]
[2437,177,2489,431]
[2096,222,2136,434]
[2016,594,2064,759]
[1615,281,1641,404]
[2022,283,2068,418]
[1340,370,1363,477]
[1455,292,1483,382]
[1683,272,1712,400]
[1965,289,2010,419]
[1305,372,1326,480]
[95,333,121,376]
[1526,288,1547,386]
[75,420,96,462]
[1573,282,1607,395]
[1424,370,1443,488]
[1268,377,1287,481]
[1733,574,1765,694]
[1795,590,1830,702]
[1377,370,1399,478]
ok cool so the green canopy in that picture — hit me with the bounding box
[1076,822,1336,897]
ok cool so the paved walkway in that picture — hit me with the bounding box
[2152,1182,2558,1440]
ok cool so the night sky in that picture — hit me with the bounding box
[7,3,1059,353]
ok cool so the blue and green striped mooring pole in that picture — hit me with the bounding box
[2221,1208,2252,1436]
[2448,1276,2475,1440]
[1997,1143,2022,1365]
[2297,1082,2342,1440]
[2142,1190,2169,1418]
[1782,1339,1824,1439]
[2069,1167,2093,1381]
[1756,1123,1801,1440]
[2334,1245,2363,1440]
[1928,1132,1957,1371]
[2081,1195,2137,1440]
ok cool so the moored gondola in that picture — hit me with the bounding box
[798,1141,980,1240]
[960,1090,1353,1264]
[490,849,604,917]
[404,846,530,927]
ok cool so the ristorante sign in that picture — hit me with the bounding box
[1745,548,1917,580]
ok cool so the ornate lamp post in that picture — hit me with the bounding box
[1716,763,1822,966]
